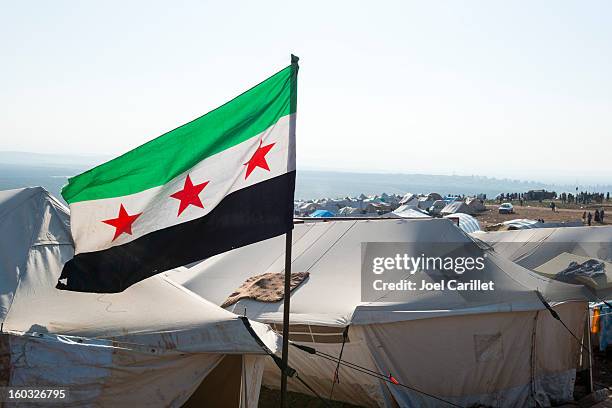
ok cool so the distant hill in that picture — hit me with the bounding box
[0,151,109,167]
[295,171,612,199]
[0,152,610,202]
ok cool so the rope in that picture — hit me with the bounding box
[295,373,332,407]
[290,342,463,407]
[238,317,330,407]
[535,291,590,354]
[328,325,349,400]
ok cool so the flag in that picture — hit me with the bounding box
[57,59,298,293]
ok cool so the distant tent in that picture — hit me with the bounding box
[338,206,361,216]
[386,205,431,219]
[299,202,319,213]
[399,193,416,205]
[310,209,335,217]
[466,197,486,212]
[0,187,279,407]
[364,202,392,215]
[443,213,482,233]
[426,192,443,201]
[496,219,583,230]
[440,201,476,216]
[417,197,435,210]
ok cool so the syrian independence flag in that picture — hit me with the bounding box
[57,58,298,293]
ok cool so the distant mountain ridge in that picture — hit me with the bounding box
[295,170,610,199]
[0,152,609,202]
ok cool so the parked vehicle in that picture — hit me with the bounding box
[498,203,514,214]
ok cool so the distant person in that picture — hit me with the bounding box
[582,211,587,223]
[601,209,605,223]
[550,202,556,212]
[594,209,600,223]
[588,212,592,226]
[519,198,523,206]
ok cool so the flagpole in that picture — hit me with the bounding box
[280,54,298,408]
[280,229,292,407]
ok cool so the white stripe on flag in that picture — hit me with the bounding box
[70,113,295,254]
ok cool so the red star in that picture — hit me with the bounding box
[102,204,142,241]
[244,139,275,179]
[170,174,209,216]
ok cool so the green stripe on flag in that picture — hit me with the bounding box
[62,64,297,204]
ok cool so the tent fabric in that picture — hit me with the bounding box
[398,193,416,205]
[384,205,431,219]
[338,206,360,216]
[472,226,612,267]
[498,218,583,230]
[0,187,279,407]
[7,332,227,407]
[440,201,476,216]
[426,193,443,201]
[443,213,482,233]
[357,302,583,407]
[166,218,589,407]
[471,226,612,298]
[417,197,434,210]
[466,197,487,212]
[168,218,588,326]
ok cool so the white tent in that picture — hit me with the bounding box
[443,213,482,233]
[426,193,443,201]
[338,206,361,216]
[0,187,280,407]
[385,205,431,219]
[398,193,417,206]
[440,201,476,216]
[472,226,612,297]
[168,218,589,407]
[496,218,584,230]
[417,197,435,211]
[466,197,487,212]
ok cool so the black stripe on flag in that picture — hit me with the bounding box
[57,171,295,293]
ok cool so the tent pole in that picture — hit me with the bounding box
[281,53,298,408]
[280,229,293,407]
[585,308,593,394]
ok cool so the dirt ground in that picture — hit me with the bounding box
[477,202,612,230]
[594,349,612,389]
[259,386,362,407]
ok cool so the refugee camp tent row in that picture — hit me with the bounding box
[168,218,590,407]
[0,187,281,407]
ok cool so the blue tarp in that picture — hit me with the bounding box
[310,209,335,217]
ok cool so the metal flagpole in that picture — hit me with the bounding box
[280,54,298,408]
[280,229,293,407]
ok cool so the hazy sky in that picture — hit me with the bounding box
[1,1,611,184]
